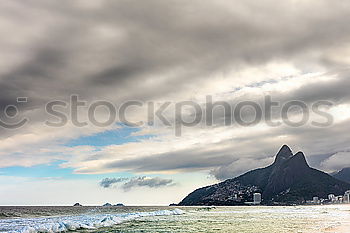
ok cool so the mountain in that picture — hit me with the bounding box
[332,168,350,183]
[179,145,350,205]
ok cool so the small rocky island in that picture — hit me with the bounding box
[73,203,83,207]
[102,203,124,207]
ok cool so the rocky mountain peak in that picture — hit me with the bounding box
[291,152,309,167]
[273,144,293,165]
[179,145,350,206]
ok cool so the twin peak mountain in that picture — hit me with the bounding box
[179,145,350,205]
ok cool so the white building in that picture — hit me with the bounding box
[336,196,343,203]
[253,193,262,204]
[328,194,336,203]
[313,197,319,204]
[344,190,350,203]
[234,194,238,200]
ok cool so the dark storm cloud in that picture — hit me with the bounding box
[103,147,237,172]
[2,0,350,109]
[2,0,350,175]
[99,176,174,191]
[99,177,128,188]
[122,176,174,191]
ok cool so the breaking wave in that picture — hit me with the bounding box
[0,209,185,233]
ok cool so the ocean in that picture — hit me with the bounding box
[0,205,349,232]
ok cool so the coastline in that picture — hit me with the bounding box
[1,205,350,232]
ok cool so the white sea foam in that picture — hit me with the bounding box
[0,209,185,233]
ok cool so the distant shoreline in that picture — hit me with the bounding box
[1,203,350,207]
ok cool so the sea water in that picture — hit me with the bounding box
[0,205,349,232]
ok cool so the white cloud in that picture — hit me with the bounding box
[321,152,350,172]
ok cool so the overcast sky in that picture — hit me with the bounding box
[1,0,350,205]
